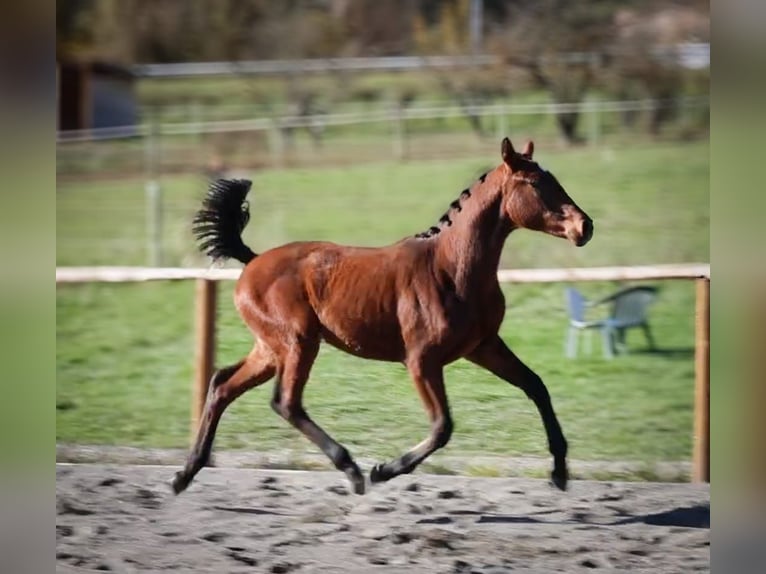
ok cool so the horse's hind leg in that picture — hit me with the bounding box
[370,359,452,483]
[270,337,366,495]
[172,347,276,494]
[466,335,569,491]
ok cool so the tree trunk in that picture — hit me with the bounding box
[555,111,584,145]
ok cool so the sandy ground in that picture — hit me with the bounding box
[56,464,709,573]
[55,444,692,482]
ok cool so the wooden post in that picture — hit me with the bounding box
[192,278,217,446]
[587,98,601,148]
[268,119,285,169]
[692,277,710,482]
[392,103,406,161]
[496,106,508,142]
[144,111,163,267]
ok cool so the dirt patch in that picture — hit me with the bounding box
[56,463,708,573]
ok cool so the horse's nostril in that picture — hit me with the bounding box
[583,219,593,239]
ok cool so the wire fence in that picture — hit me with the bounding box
[58,95,708,142]
[57,95,708,177]
[57,95,708,267]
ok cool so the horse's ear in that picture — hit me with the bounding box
[522,140,534,159]
[501,137,515,165]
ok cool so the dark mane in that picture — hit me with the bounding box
[415,171,488,239]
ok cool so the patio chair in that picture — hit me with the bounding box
[565,285,659,359]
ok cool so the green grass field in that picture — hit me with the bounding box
[57,141,708,268]
[56,280,697,463]
[56,140,708,469]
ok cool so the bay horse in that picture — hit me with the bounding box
[173,137,593,496]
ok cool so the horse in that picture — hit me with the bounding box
[172,137,594,496]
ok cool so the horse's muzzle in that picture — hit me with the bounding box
[574,217,594,247]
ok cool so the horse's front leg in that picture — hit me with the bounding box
[369,359,452,483]
[466,335,569,491]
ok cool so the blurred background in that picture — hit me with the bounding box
[56,0,710,478]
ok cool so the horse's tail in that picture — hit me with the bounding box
[192,179,257,265]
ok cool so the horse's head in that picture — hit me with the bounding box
[499,137,593,247]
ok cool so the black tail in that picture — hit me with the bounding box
[192,179,257,265]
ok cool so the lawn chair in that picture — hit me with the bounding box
[565,285,659,359]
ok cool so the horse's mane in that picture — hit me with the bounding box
[415,171,489,239]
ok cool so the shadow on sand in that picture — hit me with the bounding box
[612,504,709,529]
[463,504,709,529]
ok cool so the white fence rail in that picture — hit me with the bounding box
[135,55,500,78]
[56,263,710,284]
[133,47,708,78]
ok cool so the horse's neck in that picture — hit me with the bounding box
[434,188,513,296]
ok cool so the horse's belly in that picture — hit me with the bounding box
[318,314,405,362]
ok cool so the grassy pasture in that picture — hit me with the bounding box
[56,279,697,463]
[57,141,708,268]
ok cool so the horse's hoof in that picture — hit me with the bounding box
[171,471,190,495]
[351,478,366,495]
[550,466,569,492]
[369,463,389,484]
[344,467,366,495]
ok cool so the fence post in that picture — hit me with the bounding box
[587,98,601,148]
[268,118,285,168]
[692,277,710,483]
[144,112,163,266]
[191,278,217,449]
[191,100,204,170]
[496,104,508,141]
[392,103,406,161]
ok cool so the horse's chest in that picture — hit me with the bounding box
[431,288,505,352]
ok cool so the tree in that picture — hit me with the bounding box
[488,0,620,144]
[334,0,417,56]
[607,3,709,135]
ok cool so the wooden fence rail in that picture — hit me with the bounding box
[56,263,710,482]
[56,263,710,284]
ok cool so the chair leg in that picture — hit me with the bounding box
[615,328,627,355]
[601,327,614,359]
[642,322,656,350]
[585,329,593,355]
[566,326,578,358]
